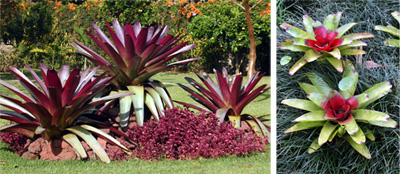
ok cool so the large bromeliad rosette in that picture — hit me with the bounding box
[280,12,374,75]
[281,60,396,159]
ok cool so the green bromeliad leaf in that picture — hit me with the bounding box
[127,86,145,126]
[299,82,318,94]
[358,81,392,109]
[358,119,398,128]
[303,15,315,36]
[306,73,332,97]
[323,13,336,32]
[280,56,292,65]
[352,109,390,122]
[289,58,307,75]
[280,39,311,52]
[307,92,327,107]
[280,22,315,40]
[340,61,358,99]
[325,48,341,60]
[338,77,355,91]
[67,126,110,163]
[336,23,357,38]
[326,57,343,73]
[336,40,367,50]
[340,49,365,56]
[374,25,399,37]
[340,114,359,135]
[63,133,87,159]
[284,121,326,133]
[362,127,375,141]
[342,33,374,40]
[303,49,323,62]
[308,138,321,154]
[343,135,371,159]
[119,90,133,128]
[385,39,400,47]
[281,99,322,111]
[318,121,338,145]
[293,110,327,122]
[349,125,365,144]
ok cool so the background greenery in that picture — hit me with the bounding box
[0,0,271,74]
[277,0,399,173]
[0,71,271,173]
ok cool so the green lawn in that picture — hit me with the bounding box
[0,71,271,173]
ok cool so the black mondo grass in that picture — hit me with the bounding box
[277,0,399,173]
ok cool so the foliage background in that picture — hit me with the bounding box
[277,0,399,173]
[0,0,271,74]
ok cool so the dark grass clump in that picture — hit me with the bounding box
[127,107,267,160]
[0,131,28,152]
[277,0,399,173]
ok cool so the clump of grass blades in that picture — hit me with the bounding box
[277,0,399,173]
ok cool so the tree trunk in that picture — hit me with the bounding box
[243,0,257,78]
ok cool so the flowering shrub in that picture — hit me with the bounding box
[127,108,267,160]
[0,131,28,152]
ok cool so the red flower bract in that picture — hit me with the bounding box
[305,22,343,52]
[322,91,359,123]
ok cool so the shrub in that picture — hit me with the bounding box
[0,131,28,152]
[127,107,267,160]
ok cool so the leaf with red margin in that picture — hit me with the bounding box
[104,42,128,71]
[47,69,63,92]
[184,77,226,107]
[0,123,37,138]
[134,28,148,55]
[234,85,269,114]
[72,40,111,67]
[0,79,34,103]
[174,100,208,112]
[215,70,231,105]
[178,83,218,112]
[229,74,242,106]
[26,64,49,97]
[61,71,80,107]
[9,67,49,106]
[240,72,265,101]
[90,21,116,51]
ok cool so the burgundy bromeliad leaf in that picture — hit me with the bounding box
[72,19,200,87]
[0,64,132,140]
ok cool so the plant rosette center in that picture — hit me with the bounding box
[322,91,358,123]
[305,28,341,53]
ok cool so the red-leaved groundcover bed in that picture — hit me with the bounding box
[1,108,268,161]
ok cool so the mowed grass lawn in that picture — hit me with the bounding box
[0,71,270,174]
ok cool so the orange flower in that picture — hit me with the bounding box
[166,1,174,6]
[68,3,76,11]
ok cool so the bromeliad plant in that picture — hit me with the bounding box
[375,11,400,47]
[280,12,374,75]
[176,67,270,140]
[0,64,132,163]
[72,19,200,127]
[281,60,396,159]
